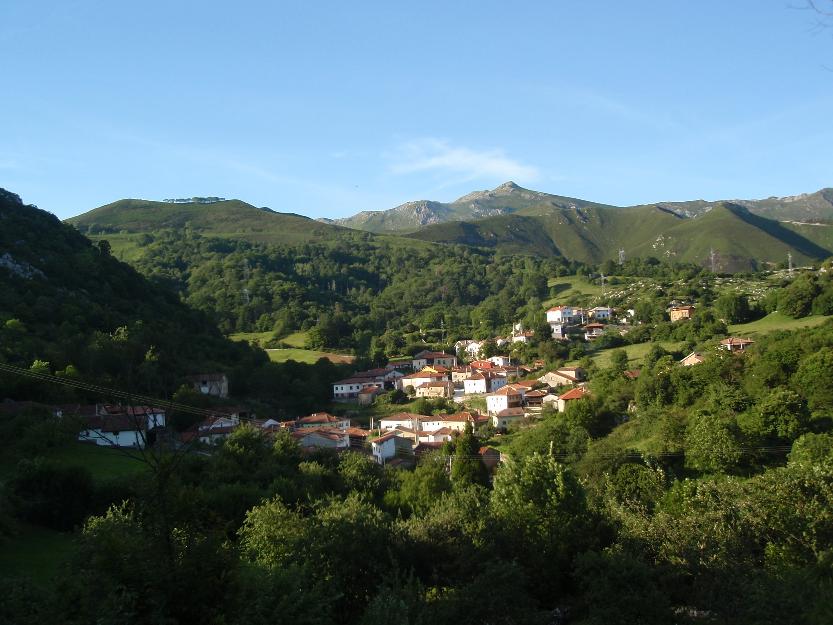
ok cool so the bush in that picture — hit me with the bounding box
[7,458,95,530]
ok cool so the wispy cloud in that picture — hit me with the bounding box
[388,138,539,183]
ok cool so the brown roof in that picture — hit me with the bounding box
[559,387,590,401]
[524,389,547,398]
[623,369,641,379]
[491,386,522,396]
[297,412,343,425]
[293,428,346,442]
[720,337,755,346]
[497,407,525,417]
[381,412,430,422]
[373,431,399,444]
[415,351,455,359]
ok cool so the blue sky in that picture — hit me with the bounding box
[2,1,833,220]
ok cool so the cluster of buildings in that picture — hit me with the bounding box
[332,351,532,403]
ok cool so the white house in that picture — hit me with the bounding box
[422,411,484,432]
[379,412,427,432]
[589,306,613,321]
[546,306,584,324]
[512,331,535,343]
[371,432,400,464]
[463,372,508,395]
[550,322,567,340]
[332,377,382,400]
[78,405,167,449]
[488,355,512,367]
[486,386,524,416]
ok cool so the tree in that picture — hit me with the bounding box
[739,387,808,441]
[384,452,451,515]
[793,347,833,413]
[779,274,819,318]
[789,432,833,465]
[574,550,672,625]
[609,348,629,373]
[338,451,384,501]
[450,423,487,488]
[685,411,742,472]
[491,454,595,597]
[714,292,751,323]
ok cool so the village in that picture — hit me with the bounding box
[35,301,756,472]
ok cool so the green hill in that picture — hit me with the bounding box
[409,204,683,264]
[0,189,268,397]
[629,203,832,271]
[68,197,348,245]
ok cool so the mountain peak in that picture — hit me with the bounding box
[495,181,520,191]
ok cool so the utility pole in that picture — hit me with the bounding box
[600,273,607,296]
[618,248,625,265]
[710,248,717,274]
[788,252,794,277]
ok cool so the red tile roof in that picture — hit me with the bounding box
[559,387,590,401]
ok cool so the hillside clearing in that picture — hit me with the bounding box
[266,348,355,364]
[0,524,77,584]
[729,312,832,336]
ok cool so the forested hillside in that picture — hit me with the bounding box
[122,228,580,351]
[0,189,350,413]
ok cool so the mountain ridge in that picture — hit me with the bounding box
[331,182,833,233]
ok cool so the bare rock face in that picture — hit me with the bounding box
[0,252,46,280]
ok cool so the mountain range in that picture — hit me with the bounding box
[326,181,833,232]
[67,183,833,271]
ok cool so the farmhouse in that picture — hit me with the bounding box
[669,305,696,322]
[296,412,351,429]
[187,373,228,398]
[492,407,525,430]
[583,323,606,340]
[397,368,449,391]
[412,351,457,370]
[294,427,350,450]
[546,305,584,324]
[78,405,167,449]
[719,337,755,352]
[680,352,705,366]
[538,367,586,388]
[415,381,455,399]
[463,371,508,395]
[589,306,613,321]
[556,386,591,412]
